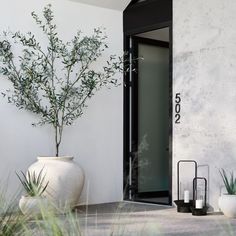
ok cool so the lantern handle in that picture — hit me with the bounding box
[192,177,207,207]
[177,160,198,200]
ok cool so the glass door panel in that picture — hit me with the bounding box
[132,36,170,204]
[138,43,169,192]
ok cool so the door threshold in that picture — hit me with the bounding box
[123,200,173,207]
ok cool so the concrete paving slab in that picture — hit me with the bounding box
[75,202,236,236]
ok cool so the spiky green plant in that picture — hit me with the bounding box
[34,209,82,236]
[0,182,26,236]
[219,168,236,195]
[0,205,25,236]
[16,169,49,197]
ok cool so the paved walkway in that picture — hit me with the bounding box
[75,202,236,236]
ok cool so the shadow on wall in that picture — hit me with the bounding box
[67,0,130,11]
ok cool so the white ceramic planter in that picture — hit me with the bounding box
[28,156,84,210]
[219,194,236,218]
[19,196,49,216]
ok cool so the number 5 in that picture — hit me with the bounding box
[175,93,181,104]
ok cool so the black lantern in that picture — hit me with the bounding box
[191,177,208,216]
[174,160,197,213]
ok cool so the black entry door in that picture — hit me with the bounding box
[127,36,171,205]
[123,0,172,206]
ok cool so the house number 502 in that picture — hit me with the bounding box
[175,93,181,124]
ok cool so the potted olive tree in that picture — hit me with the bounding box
[218,169,236,218]
[0,5,124,209]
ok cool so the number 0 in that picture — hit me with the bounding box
[175,104,181,114]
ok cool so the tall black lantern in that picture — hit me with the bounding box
[174,160,197,213]
[191,177,208,216]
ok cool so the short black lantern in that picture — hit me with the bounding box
[174,160,197,213]
[191,177,208,216]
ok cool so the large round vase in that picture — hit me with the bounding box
[28,156,84,210]
[219,194,236,218]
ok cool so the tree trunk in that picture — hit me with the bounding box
[55,126,60,157]
[56,143,59,157]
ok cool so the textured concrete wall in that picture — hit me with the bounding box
[173,0,236,210]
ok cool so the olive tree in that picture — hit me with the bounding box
[0,5,124,156]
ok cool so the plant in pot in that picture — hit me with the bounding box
[218,168,236,218]
[16,169,49,215]
[0,5,124,210]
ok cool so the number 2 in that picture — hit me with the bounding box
[175,114,180,124]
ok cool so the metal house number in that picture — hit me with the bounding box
[175,93,181,124]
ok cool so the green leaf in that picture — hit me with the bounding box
[219,168,236,195]
[16,168,48,197]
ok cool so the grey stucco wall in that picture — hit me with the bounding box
[173,0,236,210]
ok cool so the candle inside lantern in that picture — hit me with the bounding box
[184,190,190,203]
[196,199,203,209]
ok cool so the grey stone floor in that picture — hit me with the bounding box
[75,202,236,236]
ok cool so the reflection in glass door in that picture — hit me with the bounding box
[130,34,171,204]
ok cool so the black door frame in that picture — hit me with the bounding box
[123,0,173,205]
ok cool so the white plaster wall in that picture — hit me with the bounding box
[173,0,236,210]
[0,0,123,205]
